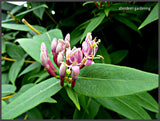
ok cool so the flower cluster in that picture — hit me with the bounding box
[40,32,101,88]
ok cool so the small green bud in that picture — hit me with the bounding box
[66,69,71,75]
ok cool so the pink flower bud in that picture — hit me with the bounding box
[41,42,56,71]
[65,33,70,42]
[57,52,64,67]
[71,65,80,88]
[85,32,92,41]
[51,38,57,54]
[56,39,65,54]
[40,51,47,67]
[59,63,66,87]
[69,47,83,65]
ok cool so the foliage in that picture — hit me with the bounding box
[1,1,158,119]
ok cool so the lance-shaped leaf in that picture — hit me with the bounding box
[2,78,62,119]
[74,64,158,98]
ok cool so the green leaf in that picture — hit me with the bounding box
[35,71,50,84]
[2,73,10,84]
[95,96,151,119]
[6,42,25,60]
[6,5,24,19]
[15,4,48,19]
[2,77,62,119]
[129,92,158,113]
[32,2,46,20]
[82,1,94,6]
[2,100,7,109]
[66,86,80,110]
[9,83,57,104]
[42,97,57,103]
[94,44,111,64]
[104,8,110,17]
[17,29,63,70]
[138,3,158,29]
[33,29,63,43]
[110,50,128,64]
[74,64,158,98]
[113,15,141,35]
[73,97,100,119]
[9,58,24,85]
[2,24,47,33]
[19,62,41,77]
[27,108,43,119]
[2,38,5,54]
[2,84,16,97]
[70,20,90,47]
[80,12,105,43]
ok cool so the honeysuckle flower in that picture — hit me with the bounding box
[82,32,100,66]
[40,32,101,88]
[40,43,57,77]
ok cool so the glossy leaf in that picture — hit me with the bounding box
[2,39,5,54]
[70,20,90,47]
[35,71,50,84]
[138,3,158,29]
[80,12,105,43]
[19,62,41,77]
[32,2,46,20]
[17,29,63,70]
[66,86,80,110]
[74,64,158,98]
[129,92,158,113]
[2,84,16,97]
[2,73,10,84]
[15,4,48,19]
[73,97,100,119]
[113,15,141,35]
[2,24,47,33]
[6,42,25,60]
[95,96,151,119]
[110,50,128,64]
[2,77,62,119]
[9,58,24,85]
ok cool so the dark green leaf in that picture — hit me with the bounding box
[2,84,16,97]
[6,42,25,60]
[27,108,43,119]
[32,2,46,20]
[73,97,100,119]
[2,39,5,54]
[2,78,62,119]
[110,50,128,64]
[2,73,10,84]
[80,12,105,43]
[9,58,24,85]
[95,96,151,119]
[74,64,158,98]
[19,62,41,77]
[130,92,158,113]
[2,24,47,33]
[138,3,158,29]
[15,4,48,19]
[66,86,80,110]
[113,15,141,35]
